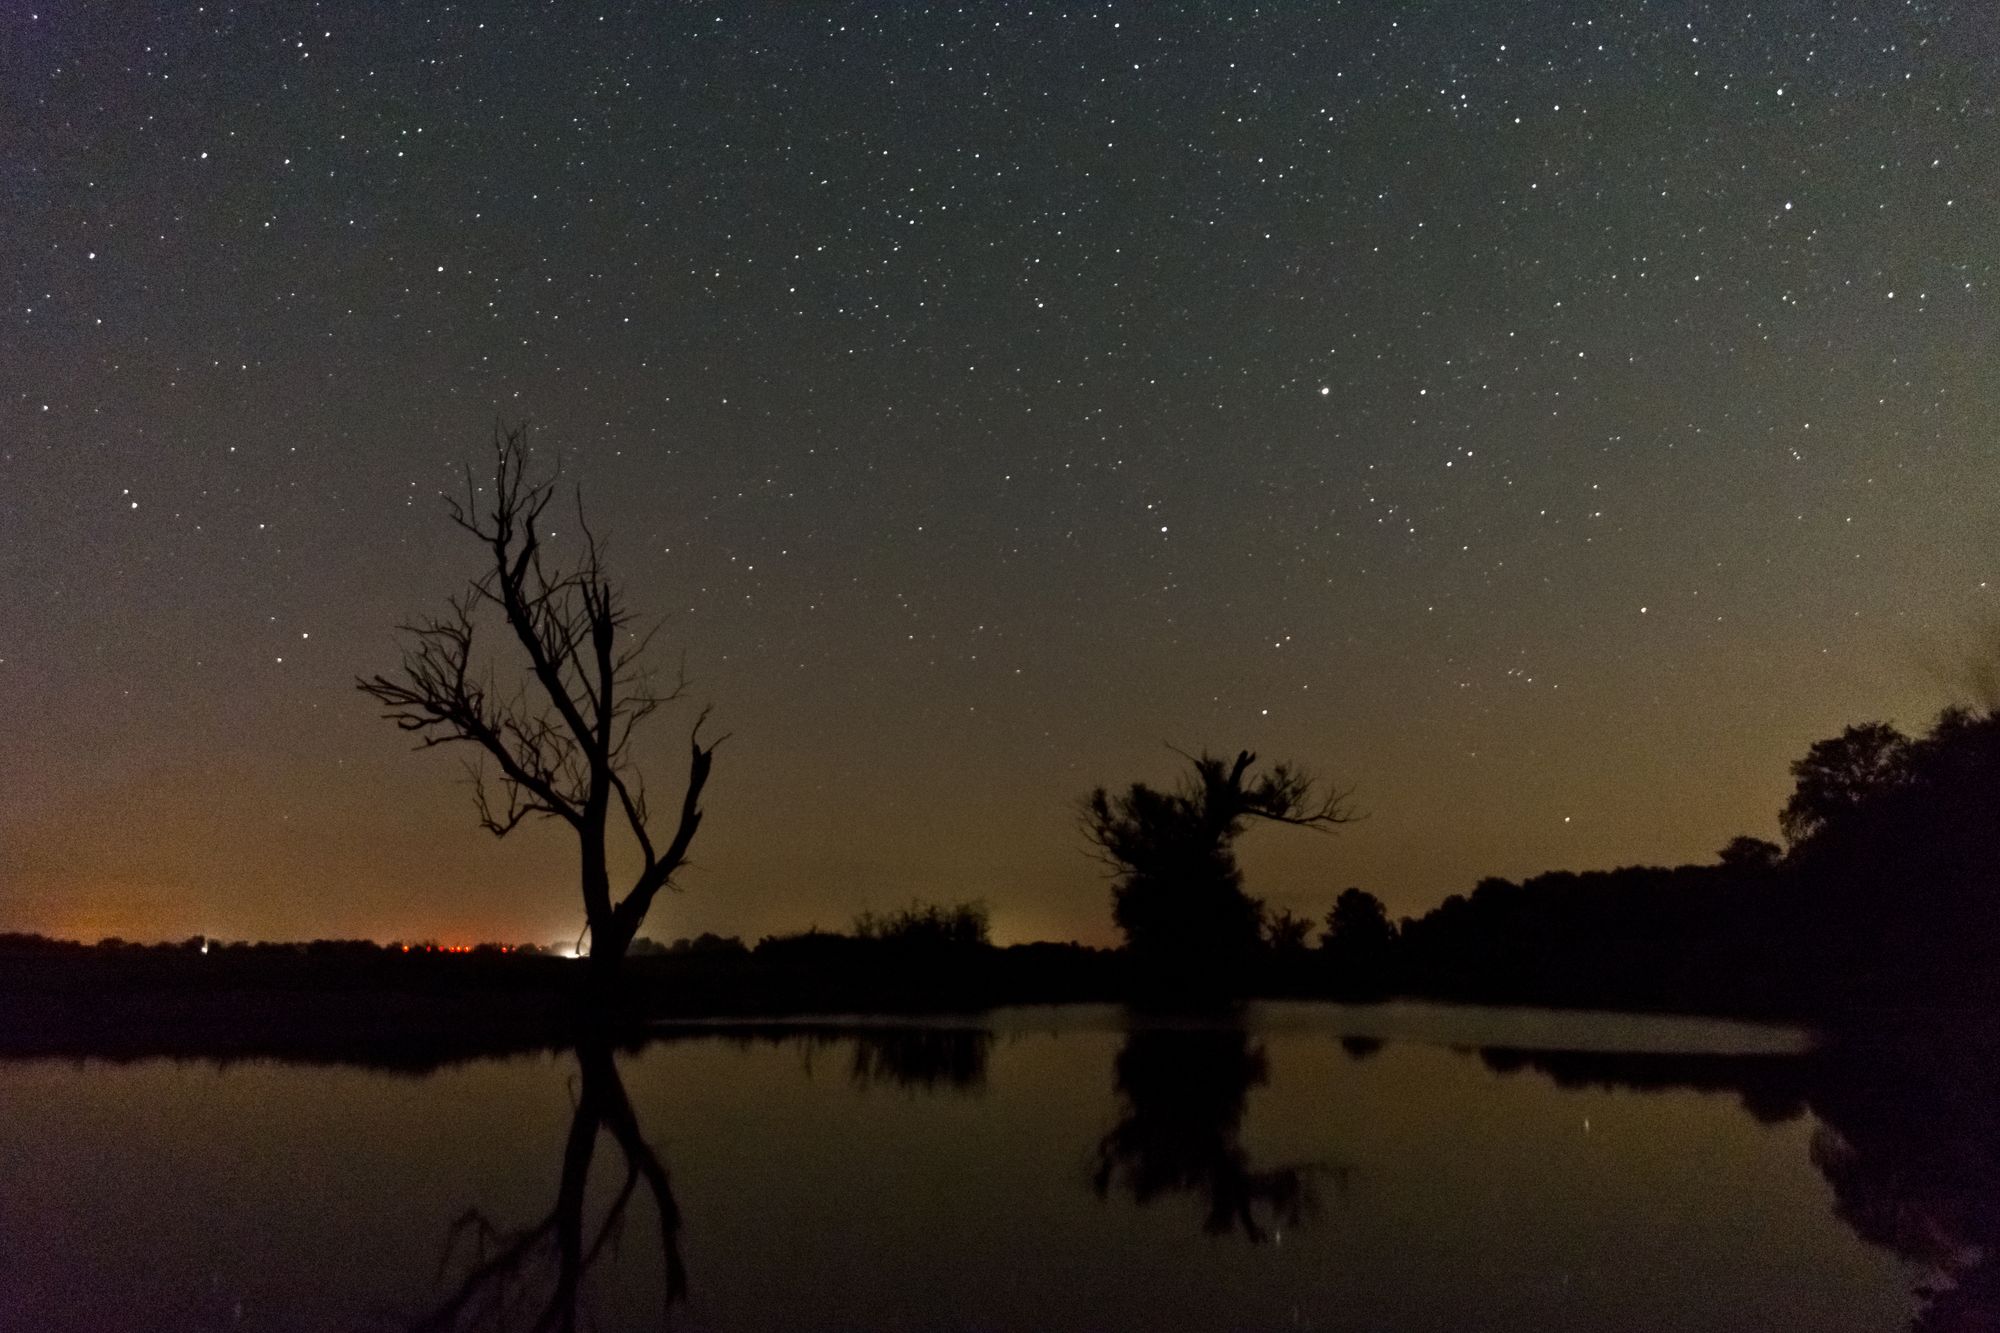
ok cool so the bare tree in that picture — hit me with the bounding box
[359,426,720,983]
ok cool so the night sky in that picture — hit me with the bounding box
[5,3,1997,948]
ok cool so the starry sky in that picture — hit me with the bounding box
[4,2,1997,948]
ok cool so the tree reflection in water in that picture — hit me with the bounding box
[1479,1025,2000,1332]
[407,1040,683,1333]
[847,1026,993,1093]
[396,1024,989,1330]
[1093,1024,1324,1241]
[683,1023,994,1093]
[1807,1035,2000,1333]
[385,1017,2000,1330]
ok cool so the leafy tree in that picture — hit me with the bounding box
[359,427,721,986]
[666,932,747,956]
[1716,836,1783,872]
[852,900,991,949]
[1261,907,1313,960]
[1320,887,1395,953]
[1081,749,1353,984]
[1318,887,1397,995]
[1779,722,1911,846]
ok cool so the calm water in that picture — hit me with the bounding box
[0,1001,1980,1331]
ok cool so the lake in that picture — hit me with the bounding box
[1,1001,1986,1331]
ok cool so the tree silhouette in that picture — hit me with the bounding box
[1262,907,1313,960]
[1777,706,2000,998]
[359,427,721,985]
[1716,836,1783,872]
[1319,887,1397,995]
[1779,722,1910,846]
[1082,749,1353,988]
[1320,887,1394,952]
[851,900,991,949]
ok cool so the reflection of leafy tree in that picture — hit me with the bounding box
[1804,1034,2000,1333]
[408,1041,683,1333]
[1093,1027,1320,1241]
[690,1025,993,1094]
[848,1028,992,1093]
[1476,1032,2000,1332]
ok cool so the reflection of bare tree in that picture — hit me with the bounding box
[409,1042,683,1333]
[1093,1026,1322,1241]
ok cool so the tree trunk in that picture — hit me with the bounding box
[588,914,635,986]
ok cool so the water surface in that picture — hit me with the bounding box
[1,1002,1975,1331]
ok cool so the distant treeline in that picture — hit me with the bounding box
[1066,705,2000,1017]
[0,909,1120,1063]
[1312,703,2000,1017]
[4,705,1997,1032]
